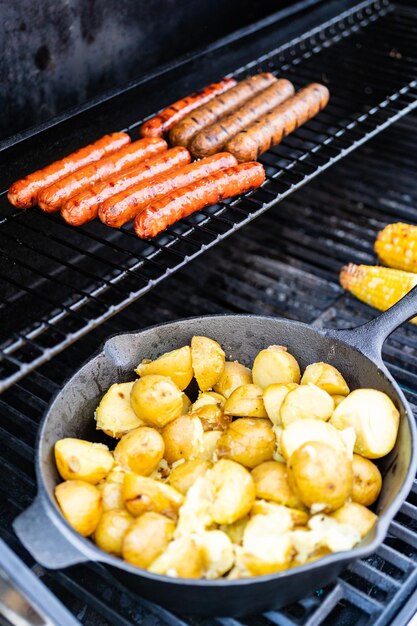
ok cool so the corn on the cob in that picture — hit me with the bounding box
[339,263,417,324]
[375,222,417,272]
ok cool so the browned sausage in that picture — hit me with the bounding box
[61,147,191,226]
[7,133,131,209]
[169,73,277,148]
[134,161,265,239]
[99,152,237,229]
[189,78,295,158]
[225,83,330,162]
[38,137,167,213]
[139,78,236,138]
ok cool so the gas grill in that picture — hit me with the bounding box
[1,0,417,624]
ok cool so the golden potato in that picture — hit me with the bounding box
[94,509,133,556]
[55,480,102,537]
[217,418,275,468]
[288,442,353,511]
[122,473,183,518]
[280,418,346,460]
[135,345,193,391]
[192,391,226,411]
[114,427,164,475]
[332,395,345,408]
[331,501,378,538]
[301,363,350,396]
[214,361,252,399]
[210,459,255,524]
[280,384,334,427]
[251,499,308,526]
[122,512,175,568]
[188,405,231,432]
[55,438,114,484]
[263,383,299,425]
[196,431,223,461]
[95,382,144,438]
[175,474,214,536]
[130,375,183,428]
[240,514,293,575]
[191,336,225,391]
[352,454,382,506]
[251,461,304,509]
[199,530,235,579]
[181,394,192,414]
[162,414,204,464]
[224,384,267,418]
[220,516,249,545]
[168,459,212,494]
[97,466,125,511]
[292,515,360,564]
[330,389,400,458]
[252,346,300,389]
[149,536,204,578]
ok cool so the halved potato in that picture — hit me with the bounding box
[191,336,225,391]
[199,530,235,579]
[251,461,304,509]
[162,414,204,464]
[301,363,350,396]
[122,512,175,568]
[130,375,183,428]
[224,384,267,418]
[252,346,300,389]
[280,418,346,460]
[263,383,299,425]
[55,480,102,537]
[97,466,125,511]
[135,346,193,391]
[94,509,133,556]
[352,454,382,506]
[210,459,255,524]
[192,391,226,411]
[214,361,252,399]
[122,474,183,518]
[331,501,378,538]
[217,418,275,468]
[168,459,212,495]
[95,382,143,438]
[114,427,164,476]
[55,438,113,484]
[149,536,204,578]
[280,384,334,427]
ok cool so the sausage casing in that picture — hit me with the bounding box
[7,132,131,209]
[99,152,237,228]
[189,78,295,158]
[139,78,236,138]
[61,147,191,226]
[38,137,167,213]
[169,73,277,149]
[225,83,330,162]
[134,161,265,239]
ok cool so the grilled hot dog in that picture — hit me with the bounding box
[134,161,265,239]
[225,83,330,162]
[139,78,236,138]
[7,132,131,209]
[61,147,190,226]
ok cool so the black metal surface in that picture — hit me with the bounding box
[0,0,417,392]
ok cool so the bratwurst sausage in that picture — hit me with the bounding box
[190,78,295,158]
[7,132,130,209]
[225,83,330,162]
[134,161,265,239]
[169,73,277,149]
[99,152,237,228]
[139,78,236,138]
[61,147,190,226]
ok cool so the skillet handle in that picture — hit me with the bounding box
[327,284,417,361]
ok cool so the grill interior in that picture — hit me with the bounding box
[1,0,417,391]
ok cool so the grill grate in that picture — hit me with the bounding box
[1,0,417,391]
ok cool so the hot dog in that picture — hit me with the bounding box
[189,79,295,158]
[38,137,167,213]
[99,152,237,229]
[7,132,131,209]
[134,161,265,239]
[225,83,330,162]
[139,78,236,138]
[169,73,277,149]
[61,147,190,226]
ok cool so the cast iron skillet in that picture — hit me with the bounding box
[13,287,417,617]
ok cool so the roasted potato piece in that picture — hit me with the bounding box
[280,384,334,427]
[188,404,231,431]
[210,459,255,524]
[196,431,223,461]
[288,442,353,512]
[352,454,382,506]
[168,459,212,494]
[214,361,252,399]
[331,501,378,538]
[114,427,164,475]
[199,530,235,579]
[330,389,400,458]
[240,513,293,575]
[191,336,225,391]
[181,394,192,414]
[149,536,204,578]
[220,516,249,545]
[224,384,267,418]
[252,345,300,389]
[301,363,350,396]
[122,512,175,568]
[55,480,102,537]
[97,466,125,511]
[94,509,133,556]
[263,383,298,425]
[135,345,193,391]
[192,391,226,411]
[122,473,183,518]
[95,382,143,438]
[217,418,275,468]
[251,500,309,527]
[175,474,214,536]
[130,375,183,428]
[251,461,304,509]
[162,414,204,464]
[55,438,114,484]
[280,418,346,460]
[292,515,360,564]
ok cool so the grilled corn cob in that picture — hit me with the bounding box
[340,263,417,324]
[375,222,417,272]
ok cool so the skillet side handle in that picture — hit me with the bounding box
[328,284,417,361]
